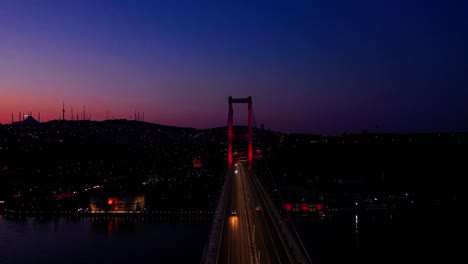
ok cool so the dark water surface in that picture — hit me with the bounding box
[2,210,466,264]
[294,210,467,264]
[0,215,210,264]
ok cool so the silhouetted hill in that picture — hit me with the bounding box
[257,132,468,212]
[0,119,227,211]
[2,119,468,213]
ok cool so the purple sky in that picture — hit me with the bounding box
[1,0,467,133]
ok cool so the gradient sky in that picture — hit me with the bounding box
[1,0,467,133]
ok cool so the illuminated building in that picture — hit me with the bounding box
[90,194,145,212]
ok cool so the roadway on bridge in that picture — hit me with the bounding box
[217,162,292,264]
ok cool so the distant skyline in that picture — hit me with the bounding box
[1,0,467,133]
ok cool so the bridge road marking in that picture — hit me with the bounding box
[227,196,232,264]
[245,170,274,264]
[250,171,295,263]
[239,164,257,264]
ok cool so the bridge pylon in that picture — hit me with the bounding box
[227,96,253,169]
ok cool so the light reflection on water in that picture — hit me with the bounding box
[354,214,358,234]
[293,211,465,264]
[0,215,210,264]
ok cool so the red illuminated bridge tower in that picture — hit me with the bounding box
[227,96,253,169]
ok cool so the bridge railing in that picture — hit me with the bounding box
[251,172,313,264]
[201,167,231,264]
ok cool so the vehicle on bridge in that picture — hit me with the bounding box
[255,206,262,211]
[231,209,237,216]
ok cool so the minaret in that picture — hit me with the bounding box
[83,105,86,121]
[62,101,65,121]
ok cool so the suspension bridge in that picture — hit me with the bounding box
[201,97,312,264]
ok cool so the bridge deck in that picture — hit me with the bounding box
[217,162,292,264]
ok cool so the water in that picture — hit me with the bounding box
[294,210,467,264]
[0,215,210,264]
[2,211,466,264]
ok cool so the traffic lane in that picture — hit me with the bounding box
[238,166,260,263]
[245,184,277,263]
[238,164,266,263]
[242,168,280,264]
[218,170,250,264]
[236,168,243,263]
[219,162,290,264]
[245,183,280,263]
[236,163,252,264]
[227,166,251,264]
[243,165,293,264]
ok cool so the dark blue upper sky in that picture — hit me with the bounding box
[1,0,467,133]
